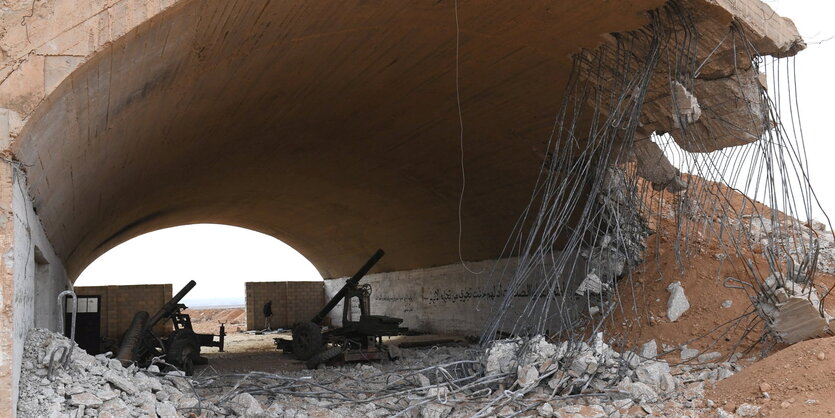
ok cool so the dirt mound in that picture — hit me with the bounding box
[707,335,835,417]
[606,176,835,360]
[183,307,246,334]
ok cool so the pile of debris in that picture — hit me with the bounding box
[481,335,764,417]
[18,329,202,417]
[18,327,766,417]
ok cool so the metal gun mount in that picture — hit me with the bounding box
[277,249,408,368]
[116,280,225,375]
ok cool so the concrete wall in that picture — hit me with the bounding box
[74,284,174,344]
[245,282,324,330]
[324,256,587,337]
[0,165,69,415]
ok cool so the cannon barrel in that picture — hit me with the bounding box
[146,280,197,330]
[311,249,384,325]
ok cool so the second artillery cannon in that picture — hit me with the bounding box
[276,249,408,368]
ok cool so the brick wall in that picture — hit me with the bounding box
[245,282,324,330]
[74,284,174,342]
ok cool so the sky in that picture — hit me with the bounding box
[75,225,322,307]
[764,1,835,221]
[75,1,835,305]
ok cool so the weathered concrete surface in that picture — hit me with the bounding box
[7,0,682,281]
[0,164,68,416]
[2,0,801,281]
[0,164,14,416]
[324,256,588,336]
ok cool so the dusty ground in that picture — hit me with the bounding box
[182,307,246,334]
[708,335,835,417]
[189,316,469,375]
[606,177,835,362]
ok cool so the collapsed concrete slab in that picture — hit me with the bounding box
[755,275,831,344]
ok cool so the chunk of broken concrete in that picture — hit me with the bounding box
[516,365,539,388]
[735,403,761,417]
[756,277,830,343]
[640,340,657,359]
[576,273,606,295]
[672,81,702,127]
[635,361,675,392]
[666,281,690,322]
[680,346,699,361]
[230,392,264,417]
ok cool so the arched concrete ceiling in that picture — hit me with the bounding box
[13,0,666,279]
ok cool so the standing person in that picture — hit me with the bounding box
[263,300,273,331]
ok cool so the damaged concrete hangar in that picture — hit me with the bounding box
[0,0,828,417]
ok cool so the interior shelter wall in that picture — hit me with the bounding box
[324,256,588,337]
[245,282,324,330]
[0,165,69,416]
[74,284,174,346]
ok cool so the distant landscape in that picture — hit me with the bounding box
[183,297,245,308]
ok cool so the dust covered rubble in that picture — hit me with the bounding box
[481,335,743,417]
[18,328,202,418]
[19,328,748,418]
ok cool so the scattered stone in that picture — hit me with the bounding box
[155,401,178,418]
[69,393,102,407]
[619,380,659,403]
[759,382,771,393]
[516,365,539,388]
[817,352,826,361]
[721,300,733,308]
[715,408,734,418]
[640,340,658,359]
[485,340,520,376]
[666,281,690,321]
[698,351,723,363]
[636,361,675,392]
[576,273,607,295]
[230,392,265,417]
[102,370,135,395]
[623,351,641,369]
[680,346,700,361]
[735,403,761,416]
[536,402,554,417]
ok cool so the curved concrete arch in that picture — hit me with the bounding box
[10,0,671,279]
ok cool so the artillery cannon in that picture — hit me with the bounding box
[116,280,225,375]
[279,249,408,368]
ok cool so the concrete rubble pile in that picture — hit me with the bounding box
[482,335,748,417]
[19,327,772,418]
[18,329,201,418]
[575,168,649,317]
[743,215,835,273]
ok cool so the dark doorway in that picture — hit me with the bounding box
[65,296,101,354]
